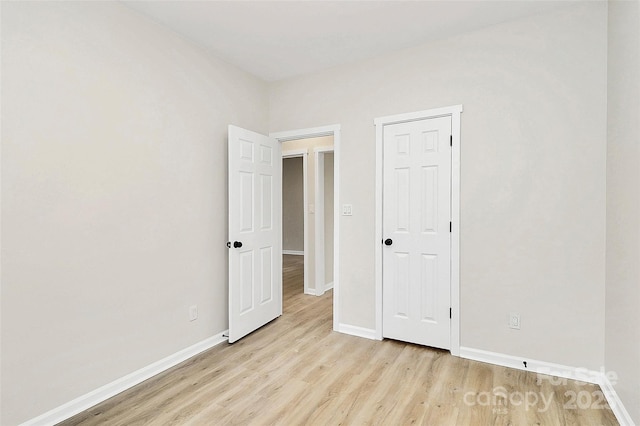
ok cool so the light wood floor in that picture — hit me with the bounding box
[61,255,618,425]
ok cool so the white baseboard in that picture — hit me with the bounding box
[336,323,378,340]
[459,346,633,426]
[283,250,304,256]
[21,331,229,426]
[598,373,635,426]
[459,346,602,384]
[311,282,333,297]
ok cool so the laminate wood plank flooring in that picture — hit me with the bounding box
[60,255,618,425]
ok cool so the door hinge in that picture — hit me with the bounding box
[450,308,452,319]
[450,222,452,232]
[450,135,452,146]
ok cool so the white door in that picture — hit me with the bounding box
[382,116,451,349]
[228,125,282,343]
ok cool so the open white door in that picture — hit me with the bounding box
[228,125,282,343]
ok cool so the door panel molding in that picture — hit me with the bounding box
[374,105,462,356]
[228,125,282,343]
[381,116,451,348]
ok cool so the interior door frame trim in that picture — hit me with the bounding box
[374,105,462,356]
[271,124,341,332]
[314,146,334,296]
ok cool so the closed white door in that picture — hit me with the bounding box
[382,116,451,349]
[228,125,282,343]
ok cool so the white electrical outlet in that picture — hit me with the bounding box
[189,305,198,322]
[509,313,520,330]
[342,204,353,216]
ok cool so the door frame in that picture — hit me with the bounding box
[270,125,341,332]
[374,105,462,356]
[314,147,335,296]
[282,149,310,294]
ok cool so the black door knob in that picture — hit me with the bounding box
[384,238,393,246]
[233,241,243,248]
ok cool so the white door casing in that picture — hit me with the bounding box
[228,125,282,343]
[382,116,452,349]
[314,146,334,296]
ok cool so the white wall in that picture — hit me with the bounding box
[270,3,607,369]
[282,157,304,252]
[606,1,640,423]
[1,2,268,424]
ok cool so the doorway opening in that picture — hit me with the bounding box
[272,125,341,331]
[281,137,334,299]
